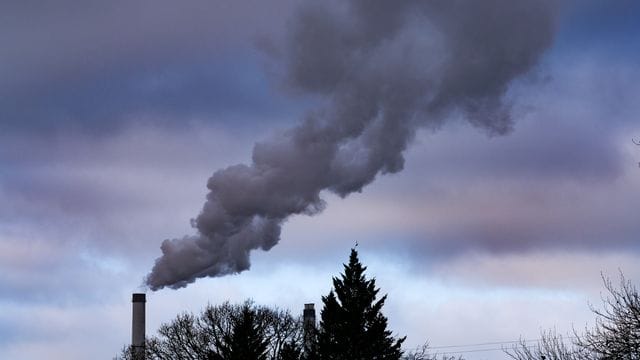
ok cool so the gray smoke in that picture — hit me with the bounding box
[146,0,560,290]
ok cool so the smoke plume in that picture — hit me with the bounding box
[146,0,560,290]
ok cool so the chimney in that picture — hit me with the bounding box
[303,303,316,350]
[132,293,146,358]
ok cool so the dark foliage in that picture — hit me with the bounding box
[115,300,302,360]
[315,248,405,360]
[278,340,303,360]
[214,304,269,360]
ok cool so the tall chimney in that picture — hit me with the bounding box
[132,293,146,358]
[303,303,316,351]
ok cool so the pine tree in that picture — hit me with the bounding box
[217,304,269,360]
[278,340,303,360]
[316,248,405,360]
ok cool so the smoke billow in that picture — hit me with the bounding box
[146,0,560,290]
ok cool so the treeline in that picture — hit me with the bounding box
[116,249,640,360]
[506,273,640,360]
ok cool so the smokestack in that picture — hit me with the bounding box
[132,293,146,358]
[303,303,316,350]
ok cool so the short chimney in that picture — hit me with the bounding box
[303,303,316,350]
[132,293,146,358]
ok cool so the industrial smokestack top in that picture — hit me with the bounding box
[132,293,146,357]
[303,303,316,350]
[303,303,316,324]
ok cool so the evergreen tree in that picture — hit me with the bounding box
[316,248,405,360]
[278,340,303,360]
[217,304,269,360]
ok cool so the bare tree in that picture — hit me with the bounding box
[505,330,579,360]
[115,300,303,360]
[505,273,640,360]
[574,273,640,359]
[261,306,304,359]
[402,343,463,360]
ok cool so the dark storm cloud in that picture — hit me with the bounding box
[146,0,561,290]
[0,56,281,134]
[0,0,295,133]
[557,0,640,53]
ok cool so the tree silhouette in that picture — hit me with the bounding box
[505,273,640,360]
[316,248,405,359]
[115,301,302,360]
[278,340,303,360]
[575,273,640,358]
[505,330,577,360]
[215,304,269,360]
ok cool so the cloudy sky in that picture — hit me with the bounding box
[1,0,639,359]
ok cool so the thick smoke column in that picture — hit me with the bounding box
[146,0,559,290]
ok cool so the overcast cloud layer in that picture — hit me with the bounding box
[1,1,639,359]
